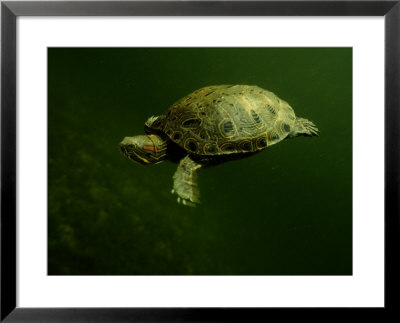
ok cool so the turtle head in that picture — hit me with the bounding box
[119,134,167,165]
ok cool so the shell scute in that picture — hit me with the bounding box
[155,85,297,156]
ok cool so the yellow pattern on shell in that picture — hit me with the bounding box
[160,85,297,156]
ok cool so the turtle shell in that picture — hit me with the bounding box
[152,85,297,156]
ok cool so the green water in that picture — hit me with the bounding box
[48,48,352,275]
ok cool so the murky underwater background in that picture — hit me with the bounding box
[48,48,352,275]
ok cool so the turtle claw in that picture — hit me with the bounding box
[173,191,197,207]
[182,199,196,207]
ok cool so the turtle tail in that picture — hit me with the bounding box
[289,118,319,137]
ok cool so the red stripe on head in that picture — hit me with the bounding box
[143,145,158,152]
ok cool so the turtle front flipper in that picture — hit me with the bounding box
[289,117,319,137]
[144,115,166,134]
[172,155,202,207]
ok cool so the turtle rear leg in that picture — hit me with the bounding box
[289,117,319,137]
[172,155,202,207]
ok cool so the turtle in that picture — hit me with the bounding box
[120,85,319,206]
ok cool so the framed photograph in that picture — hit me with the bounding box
[1,0,399,321]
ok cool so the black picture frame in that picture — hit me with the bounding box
[1,0,399,321]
